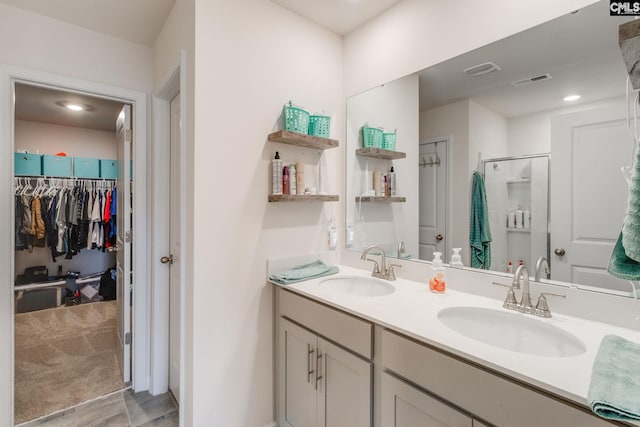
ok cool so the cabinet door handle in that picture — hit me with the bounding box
[307,344,314,383]
[315,351,323,390]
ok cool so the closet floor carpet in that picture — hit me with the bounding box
[14,300,126,425]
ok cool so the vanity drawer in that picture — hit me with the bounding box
[279,289,373,359]
[381,329,615,427]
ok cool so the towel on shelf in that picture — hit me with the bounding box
[607,232,640,280]
[269,260,339,285]
[588,335,640,421]
[469,171,492,269]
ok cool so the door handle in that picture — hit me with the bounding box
[160,255,174,264]
[307,344,314,383]
[315,351,323,390]
[554,248,566,256]
[436,234,444,241]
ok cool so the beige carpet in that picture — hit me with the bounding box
[14,301,126,424]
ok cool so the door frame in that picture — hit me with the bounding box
[150,50,187,418]
[0,63,149,426]
[419,136,451,261]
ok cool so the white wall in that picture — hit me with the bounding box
[343,0,598,97]
[191,0,343,425]
[468,100,508,171]
[346,74,419,257]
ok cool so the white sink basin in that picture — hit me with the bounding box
[437,307,586,357]
[320,276,395,297]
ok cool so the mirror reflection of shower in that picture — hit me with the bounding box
[483,154,549,274]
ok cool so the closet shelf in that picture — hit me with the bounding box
[356,148,406,160]
[268,131,339,150]
[356,196,406,203]
[269,194,339,202]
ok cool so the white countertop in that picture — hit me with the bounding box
[271,265,640,409]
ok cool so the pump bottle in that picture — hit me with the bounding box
[429,252,446,293]
[450,248,463,268]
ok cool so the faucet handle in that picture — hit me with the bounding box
[492,282,518,310]
[387,263,402,281]
[534,292,566,318]
[365,258,381,274]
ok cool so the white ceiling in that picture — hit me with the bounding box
[271,0,403,35]
[0,0,175,46]
[15,84,124,132]
[418,1,632,117]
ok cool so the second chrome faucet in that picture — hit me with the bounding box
[361,245,401,281]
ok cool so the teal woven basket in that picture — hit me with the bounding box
[283,102,310,134]
[362,126,383,148]
[382,132,396,151]
[309,115,331,138]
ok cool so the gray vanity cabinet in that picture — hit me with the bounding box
[276,289,373,427]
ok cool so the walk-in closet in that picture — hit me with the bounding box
[12,82,130,424]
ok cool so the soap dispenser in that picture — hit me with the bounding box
[450,248,463,268]
[429,252,446,293]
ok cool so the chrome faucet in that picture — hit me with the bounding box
[361,245,400,280]
[512,265,534,313]
[397,241,406,258]
[534,256,550,281]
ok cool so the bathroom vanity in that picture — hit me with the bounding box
[271,264,638,427]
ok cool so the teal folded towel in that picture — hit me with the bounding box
[469,171,492,269]
[588,335,640,421]
[607,232,640,280]
[269,260,339,285]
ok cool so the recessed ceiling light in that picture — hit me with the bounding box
[563,94,581,102]
[66,104,84,111]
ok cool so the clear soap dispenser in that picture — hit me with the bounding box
[429,252,446,293]
[450,248,463,268]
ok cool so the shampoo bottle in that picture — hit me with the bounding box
[507,209,515,229]
[516,206,524,229]
[389,166,397,196]
[272,152,283,195]
[523,206,530,229]
[282,166,290,195]
[296,162,304,195]
[429,252,446,293]
[289,163,297,196]
[450,248,463,268]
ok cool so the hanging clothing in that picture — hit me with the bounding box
[470,171,492,269]
[29,196,46,247]
[15,196,27,251]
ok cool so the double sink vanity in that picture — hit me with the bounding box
[269,250,640,427]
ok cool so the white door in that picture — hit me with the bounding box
[419,140,448,261]
[551,103,632,292]
[116,104,132,382]
[169,94,181,401]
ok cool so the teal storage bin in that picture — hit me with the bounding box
[73,157,100,178]
[42,155,71,177]
[100,159,118,179]
[14,153,42,176]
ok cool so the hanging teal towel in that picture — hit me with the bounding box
[470,171,492,269]
[269,260,339,285]
[607,232,640,280]
[588,335,640,421]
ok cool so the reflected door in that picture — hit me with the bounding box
[419,140,447,261]
[169,94,181,402]
[551,103,632,292]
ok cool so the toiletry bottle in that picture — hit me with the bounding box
[289,163,297,196]
[282,166,290,195]
[384,175,390,197]
[429,252,446,293]
[506,261,513,273]
[519,259,524,266]
[516,206,523,229]
[272,152,283,195]
[373,171,381,196]
[507,209,515,229]
[523,206,530,229]
[450,248,463,268]
[296,162,304,195]
[389,166,397,196]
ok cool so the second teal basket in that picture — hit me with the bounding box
[309,115,331,137]
[382,131,397,151]
[362,126,384,148]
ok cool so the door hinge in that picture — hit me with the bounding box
[125,332,131,345]
[125,230,133,243]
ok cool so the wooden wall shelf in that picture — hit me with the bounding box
[356,148,406,160]
[268,131,339,150]
[356,196,406,203]
[269,194,339,202]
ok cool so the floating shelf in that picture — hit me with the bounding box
[268,130,338,150]
[269,194,339,202]
[356,196,406,203]
[356,147,406,160]
[506,228,531,233]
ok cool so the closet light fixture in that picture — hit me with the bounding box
[55,100,95,112]
[563,94,581,102]
[66,104,84,111]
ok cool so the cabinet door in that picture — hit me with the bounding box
[279,319,318,427]
[381,373,472,427]
[317,337,372,427]
[473,420,492,427]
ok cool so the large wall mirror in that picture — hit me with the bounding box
[345,0,638,297]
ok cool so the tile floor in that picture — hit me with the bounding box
[19,388,178,427]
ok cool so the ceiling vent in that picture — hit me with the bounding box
[463,61,502,77]
[510,73,553,87]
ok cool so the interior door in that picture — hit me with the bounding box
[116,104,132,382]
[550,103,632,292]
[419,140,448,261]
[169,94,181,401]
